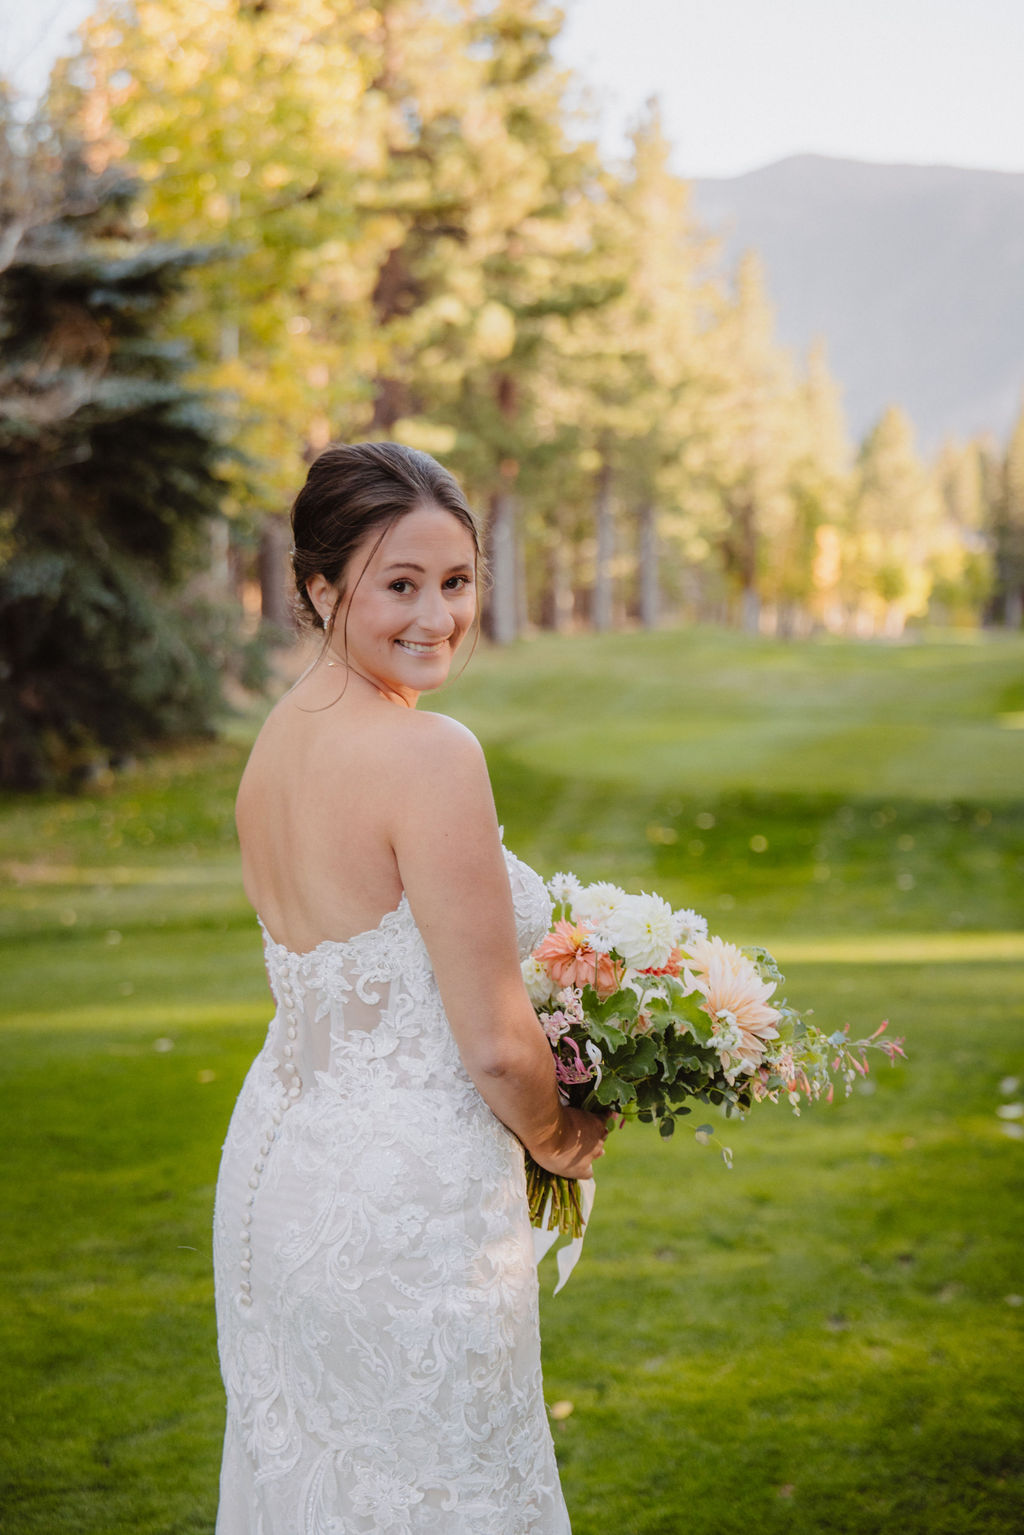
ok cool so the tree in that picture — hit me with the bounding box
[930,436,994,624]
[51,0,381,621]
[992,403,1024,627]
[765,341,851,635]
[410,0,615,642]
[513,102,717,632]
[846,406,941,634]
[60,0,616,641]
[0,113,229,787]
[703,253,799,631]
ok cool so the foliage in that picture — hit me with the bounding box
[1,633,1022,1532]
[990,401,1024,625]
[17,0,1017,636]
[0,111,235,788]
[38,0,870,633]
[524,875,903,1236]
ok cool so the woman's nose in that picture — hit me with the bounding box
[417,586,456,635]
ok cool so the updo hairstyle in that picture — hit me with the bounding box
[290,441,481,635]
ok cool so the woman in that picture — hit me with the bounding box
[213,441,608,1534]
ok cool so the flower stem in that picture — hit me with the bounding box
[524,1156,585,1238]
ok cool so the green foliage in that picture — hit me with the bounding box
[43,0,868,635]
[990,400,1024,625]
[1,633,1022,1531]
[25,0,1012,636]
[0,116,234,787]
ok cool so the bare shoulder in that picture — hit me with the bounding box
[375,708,490,808]
[385,706,482,758]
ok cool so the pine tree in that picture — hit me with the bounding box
[417,0,614,642]
[53,0,380,621]
[705,253,797,631]
[931,436,993,623]
[847,406,941,634]
[515,102,715,631]
[992,403,1024,627]
[0,114,228,787]
[61,0,614,639]
[768,341,851,635]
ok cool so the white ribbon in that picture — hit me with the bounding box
[532,1178,597,1293]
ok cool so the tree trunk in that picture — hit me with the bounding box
[487,490,519,645]
[723,490,759,631]
[516,518,529,635]
[638,501,659,629]
[259,513,294,631]
[548,535,574,631]
[592,458,614,632]
[209,516,232,597]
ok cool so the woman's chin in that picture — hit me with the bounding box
[392,645,456,690]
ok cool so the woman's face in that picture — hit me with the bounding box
[325,503,478,705]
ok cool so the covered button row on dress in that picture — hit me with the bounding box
[238,969,303,1309]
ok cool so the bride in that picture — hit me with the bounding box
[213,441,609,1533]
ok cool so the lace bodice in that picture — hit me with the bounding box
[255,846,553,1111]
[213,848,569,1534]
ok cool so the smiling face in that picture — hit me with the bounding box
[316,502,478,705]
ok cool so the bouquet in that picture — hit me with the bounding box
[523,873,905,1241]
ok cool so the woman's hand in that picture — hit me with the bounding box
[529,1106,612,1181]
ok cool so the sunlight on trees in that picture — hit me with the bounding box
[1,0,1020,778]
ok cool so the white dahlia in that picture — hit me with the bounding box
[521,955,556,1006]
[672,906,709,948]
[601,891,677,971]
[571,880,626,928]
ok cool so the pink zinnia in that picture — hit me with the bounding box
[534,921,622,1000]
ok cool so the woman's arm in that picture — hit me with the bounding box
[386,713,607,1180]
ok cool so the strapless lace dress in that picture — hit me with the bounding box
[212,848,571,1534]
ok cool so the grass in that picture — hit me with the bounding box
[1,626,1023,1533]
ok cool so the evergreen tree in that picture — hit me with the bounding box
[992,403,1024,627]
[419,0,615,642]
[705,253,798,631]
[545,104,717,631]
[847,406,941,634]
[46,0,863,642]
[767,341,851,635]
[0,114,228,787]
[930,436,993,623]
[62,0,614,638]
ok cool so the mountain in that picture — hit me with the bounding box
[691,154,1024,452]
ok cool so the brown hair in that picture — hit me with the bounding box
[290,441,481,635]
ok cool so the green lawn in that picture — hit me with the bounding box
[2,627,1023,1533]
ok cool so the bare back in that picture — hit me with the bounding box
[236,670,428,954]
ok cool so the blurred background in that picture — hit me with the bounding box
[1,0,1023,785]
[0,4,1022,1533]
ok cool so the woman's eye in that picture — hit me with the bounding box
[389,580,413,594]
[445,575,472,590]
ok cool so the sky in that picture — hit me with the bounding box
[2,0,1023,181]
[554,0,1024,178]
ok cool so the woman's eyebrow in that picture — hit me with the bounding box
[382,561,473,574]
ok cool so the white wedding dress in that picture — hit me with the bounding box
[213,847,571,1534]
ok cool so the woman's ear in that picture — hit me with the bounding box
[306,573,340,628]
